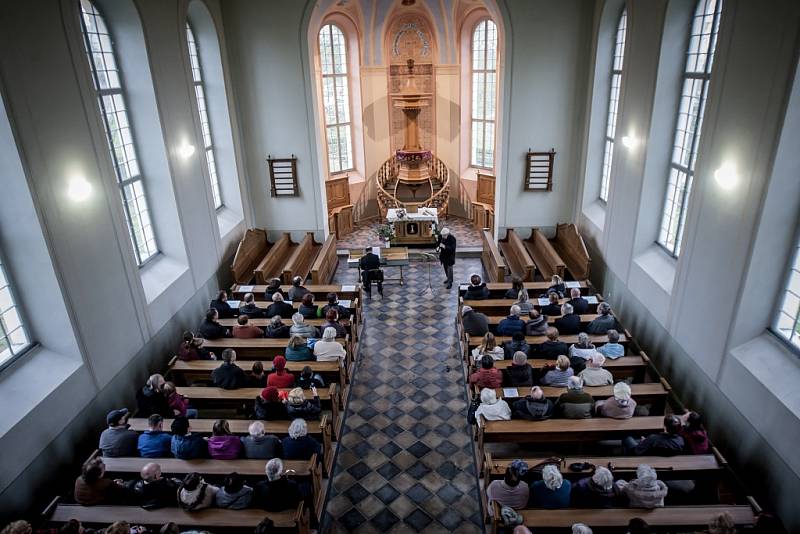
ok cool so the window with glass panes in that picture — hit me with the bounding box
[657,0,723,257]
[186,22,222,209]
[79,0,158,265]
[319,24,353,174]
[599,9,627,203]
[471,19,497,169]
[0,255,31,368]
[774,236,800,351]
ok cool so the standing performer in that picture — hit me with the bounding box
[437,227,457,289]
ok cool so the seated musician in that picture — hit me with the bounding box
[358,246,383,297]
[464,274,490,300]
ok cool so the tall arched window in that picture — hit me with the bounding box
[471,19,497,169]
[599,9,627,203]
[187,22,222,209]
[0,253,31,368]
[318,24,353,174]
[658,0,723,257]
[79,0,157,265]
[775,234,800,349]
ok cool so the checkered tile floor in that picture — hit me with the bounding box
[337,216,483,250]
[325,258,486,533]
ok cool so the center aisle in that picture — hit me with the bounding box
[324,257,485,533]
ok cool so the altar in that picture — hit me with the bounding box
[386,207,438,245]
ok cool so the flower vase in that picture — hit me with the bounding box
[384,239,391,248]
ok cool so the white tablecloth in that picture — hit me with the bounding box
[386,207,438,224]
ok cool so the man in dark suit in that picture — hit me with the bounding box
[567,288,589,315]
[359,247,382,297]
[437,227,457,289]
[239,293,266,318]
[554,303,581,335]
[265,292,294,319]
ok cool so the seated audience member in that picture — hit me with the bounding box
[297,365,325,389]
[597,329,625,359]
[197,308,230,339]
[567,288,589,314]
[265,315,292,338]
[532,327,569,359]
[525,309,548,336]
[572,525,593,534]
[321,292,351,320]
[290,312,320,339]
[253,458,303,513]
[623,415,684,456]
[461,305,489,337]
[503,331,530,360]
[286,386,322,420]
[212,348,247,389]
[539,355,574,387]
[554,376,594,419]
[99,408,138,457]
[162,382,197,419]
[177,472,218,511]
[512,386,554,420]
[285,334,314,362]
[170,417,208,460]
[281,419,322,461]
[239,293,265,318]
[248,361,267,388]
[254,386,289,420]
[579,352,614,386]
[679,411,711,454]
[571,466,615,508]
[287,276,309,302]
[74,457,128,505]
[515,289,534,315]
[708,512,737,534]
[594,381,637,419]
[554,303,580,335]
[265,292,294,319]
[504,277,525,299]
[321,309,347,338]
[626,518,652,534]
[615,464,668,508]
[464,274,490,300]
[505,350,534,387]
[264,278,284,301]
[586,302,620,334]
[137,414,172,458]
[232,315,263,339]
[242,421,282,460]
[210,290,236,319]
[474,388,511,421]
[177,331,214,361]
[298,293,320,319]
[266,356,295,388]
[569,332,596,362]
[0,522,31,534]
[208,419,244,460]
[498,305,526,336]
[472,332,504,363]
[529,464,571,509]
[469,355,503,389]
[214,472,253,510]
[314,327,346,363]
[136,374,171,418]
[486,466,529,515]
[544,275,566,298]
[541,291,562,316]
[128,462,179,510]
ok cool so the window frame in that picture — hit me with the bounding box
[770,222,800,357]
[656,0,723,258]
[318,23,354,176]
[470,18,498,171]
[599,7,627,203]
[0,252,34,374]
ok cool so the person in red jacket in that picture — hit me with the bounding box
[469,355,503,389]
[679,411,711,454]
[266,356,295,388]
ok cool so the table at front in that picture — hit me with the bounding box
[347,247,410,285]
[386,208,438,245]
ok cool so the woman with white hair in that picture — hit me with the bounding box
[281,419,322,461]
[289,312,319,339]
[586,302,620,334]
[539,355,574,387]
[571,466,616,508]
[471,332,504,364]
[135,374,171,418]
[474,388,511,421]
[252,458,303,512]
[285,387,321,420]
[529,464,571,508]
[571,524,593,534]
[313,327,347,363]
[594,382,637,419]
[615,464,668,508]
[241,421,282,460]
[579,352,614,386]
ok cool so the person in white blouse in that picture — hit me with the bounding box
[313,327,346,364]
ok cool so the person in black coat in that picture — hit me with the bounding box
[252,459,303,512]
[136,374,172,418]
[554,303,581,335]
[264,315,291,338]
[359,247,382,297]
[321,292,351,320]
[461,306,489,337]
[540,292,563,317]
[531,327,569,359]
[239,293,266,318]
[265,292,294,319]
[263,278,284,302]
[567,288,589,315]
[197,308,230,339]
[211,349,247,389]
[437,227,457,289]
[210,290,236,319]
[464,274,490,300]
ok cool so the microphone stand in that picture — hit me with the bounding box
[418,252,437,297]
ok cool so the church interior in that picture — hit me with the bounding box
[0,0,799,532]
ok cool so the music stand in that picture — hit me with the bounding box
[418,252,437,297]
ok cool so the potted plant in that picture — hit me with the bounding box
[376,223,395,248]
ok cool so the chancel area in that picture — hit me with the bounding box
[0,0,799,533]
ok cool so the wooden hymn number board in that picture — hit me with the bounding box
[267,155,299,197]
[524,149,555,192]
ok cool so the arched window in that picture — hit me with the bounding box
[187,22,222,209]
[775,235,800,349]
[599,9,627,203]
[657,0,723,257]
[471,19,497,169]
[79,0,157,265]
[0,254,30,368]
[318,24,353,174]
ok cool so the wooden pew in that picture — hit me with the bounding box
[490,356,648,382]
[200,337,346,359]
[230,228,273,285]
[466,333,628,348]
[551,222,592,280]
[457,280,592,298]
[169,360,347,391]
[218,317,352,331]
[486,313,601,327]
[498,229,535,282]
[462,297,601,315]
[254,233,295,285]
[310,235,338,284]
[483,382,668,411]
[481,229,507,282]
[524,228,565,280]
[281,232,321,284]
[230,284,360,301]
[249,298,359,315]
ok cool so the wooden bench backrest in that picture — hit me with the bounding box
[524,228,565,280]
[282,232,319,284]
[254,233,293,284]
[231,229,270,284]
[311,234,338,284]
[481,229,506,282]
[552,222,591,280]
[499,229,535,281]
[488,383,666,400]
[466,332,627,347]
[101,456,313,477]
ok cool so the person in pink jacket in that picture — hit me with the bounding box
[207,420,243,460]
